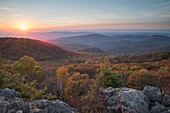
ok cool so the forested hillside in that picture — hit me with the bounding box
[0,37,76,61]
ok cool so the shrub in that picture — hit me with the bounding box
[127,71,158,90]
[97,63,123,88]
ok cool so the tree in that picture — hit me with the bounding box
[0,69,8,88]
[0,55,56,100]
[63,73,95,112]
[158,74,170,94]
[56,66,69,98]
[97,63,123,88]
[79,63,123,112]
[12,56,43,81]
[105,72,123,88]
[127,71,158,90]
[1,73,56,100]
[0,54,3,68]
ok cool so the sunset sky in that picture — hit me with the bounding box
[0,0,170,31]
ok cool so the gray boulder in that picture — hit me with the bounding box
[143,86,164,103]
[29,99,78,113]
[0,88,20,101]
[118,88,150,113]
[150,102,168,113]
[0,88,78,113]
[0,102,7,113]
[103,87,122,112]
[103,86,170,113]
[0,88,28,113]
[162,94,170,107]
[103,87,150,113]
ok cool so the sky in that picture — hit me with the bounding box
[0,0,170,32]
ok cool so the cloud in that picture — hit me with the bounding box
[0,7,15,11]
[10,14,22,17]
[155,2,170,7]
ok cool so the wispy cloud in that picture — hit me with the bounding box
[0,7,15,11]
[155,2,170,7]
[10,14,22,17]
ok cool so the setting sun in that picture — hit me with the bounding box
[20,25,27,31]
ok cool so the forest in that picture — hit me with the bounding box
[0,38,169,112]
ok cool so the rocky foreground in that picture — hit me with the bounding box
[0,86,169,113]
[103,86,170,113]
[0,88,78,113]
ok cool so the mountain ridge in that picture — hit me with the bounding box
[0,37,76,61]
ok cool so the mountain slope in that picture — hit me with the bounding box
[48,34,170,54]
[106,44,170,55]
[0,37,75,61]
[139,35,170,46]
[91,40,137,49]
[78,48,105,53]
[91,35,170,49]
[61,34,111,44]
[56,34,170,45]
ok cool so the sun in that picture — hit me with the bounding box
[20,25,27,31]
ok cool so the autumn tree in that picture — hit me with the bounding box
[0,55,56,100]
[1,73,56,100]
[12,56,43,81]
[158,74,170,95]
[127,71,158,90]
[80,63,122,113]
[63,73,95,112]
[56,66,69,98]
[0,54,3,68]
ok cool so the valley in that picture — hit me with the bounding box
[48,34,170,55]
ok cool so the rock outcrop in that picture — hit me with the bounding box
[0,86,169,113]
[103,86,170,113]
[0,88,77,113]
[142,86,164,103]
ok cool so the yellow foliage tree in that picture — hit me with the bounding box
[12,56,44,81]
[56,66,69,97]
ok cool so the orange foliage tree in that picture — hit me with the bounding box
[158,74,170,95]
[63,73,95,112]
[127,71,158,90]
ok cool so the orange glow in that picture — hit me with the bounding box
[20,25,27,31]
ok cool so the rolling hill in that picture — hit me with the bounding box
[0,37,75,61]
[106,44,170,55]
[53,34,167,45]
[91,40,137,49]
[49,34,170,55]
[62,34,110,44]
[78,48,105,53]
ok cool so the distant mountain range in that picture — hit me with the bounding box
[48,34,170,55]
[1,31,170,40]
[0,33,170,56]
